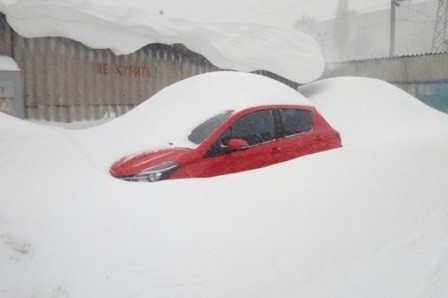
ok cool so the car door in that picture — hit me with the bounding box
[196,109,280,177]
[275,108,318,161]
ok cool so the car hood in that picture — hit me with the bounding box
[110,148,191,177]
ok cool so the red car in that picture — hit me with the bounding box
[110,103,341,182]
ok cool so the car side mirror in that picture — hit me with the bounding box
[228,138,249,151]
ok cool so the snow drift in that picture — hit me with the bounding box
[77,71,312,161]
[0,0,324,83]
[1,74,448,297]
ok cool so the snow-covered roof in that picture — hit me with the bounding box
[0,0,324,83]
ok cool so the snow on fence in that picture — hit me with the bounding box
[0,14,298,122]
[321,53,448,114]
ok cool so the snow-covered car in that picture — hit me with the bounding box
[109,72,342,182]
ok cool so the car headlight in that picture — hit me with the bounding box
[126,161,180,182]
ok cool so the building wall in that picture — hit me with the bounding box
[9,33,226,121]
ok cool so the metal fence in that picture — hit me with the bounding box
[322,54,448,83]
[0,14,298,122]
[13,37,222,122]
[322,54,448,114]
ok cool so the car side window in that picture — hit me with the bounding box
[225,110,276,145]
[206,110,275,157]
[280,109,313,137]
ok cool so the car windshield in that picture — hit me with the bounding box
[188,110,233,145]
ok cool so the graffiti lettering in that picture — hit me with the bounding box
[97,62,109,75]
[97,62,151,78]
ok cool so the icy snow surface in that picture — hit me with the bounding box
[0,0,324,83]
[1,73,448,297]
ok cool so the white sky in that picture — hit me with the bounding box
[94,0,433,25]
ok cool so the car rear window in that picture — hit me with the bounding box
[280,109,312,136]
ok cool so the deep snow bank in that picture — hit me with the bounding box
[299,77,448,146]
[0,0,324,83]
[1,76,448,297]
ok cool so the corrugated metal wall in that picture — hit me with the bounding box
[322,53,448,83]
[0,14,298,122]
[13,36,222,122]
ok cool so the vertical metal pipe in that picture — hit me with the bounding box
[390,0,396,57]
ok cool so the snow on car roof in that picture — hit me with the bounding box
[95,71,312,154]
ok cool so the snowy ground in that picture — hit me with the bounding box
[1,74,448,297]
